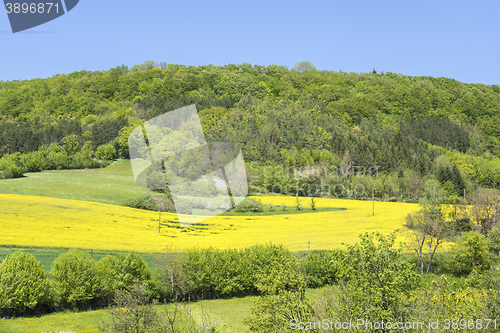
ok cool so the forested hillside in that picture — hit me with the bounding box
[1,61,500,201]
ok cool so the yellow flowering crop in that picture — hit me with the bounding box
[0,194,420,252]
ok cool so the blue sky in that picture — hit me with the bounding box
[1,0,499,85]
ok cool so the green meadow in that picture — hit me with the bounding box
[0,289,330,333]
[0,160,146,206]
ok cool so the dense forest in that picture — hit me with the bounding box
[1,60,500,202]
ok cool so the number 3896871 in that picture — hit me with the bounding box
[5,3,59,14]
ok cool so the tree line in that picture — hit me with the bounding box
[1,61,500,200]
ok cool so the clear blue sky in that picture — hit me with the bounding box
[1,0,499,85]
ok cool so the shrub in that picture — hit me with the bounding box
[0,251,50,316]
[455,217,473,233]
[149,252,188,302]
[404,275,486,327]
[99,281,159,333]
[50,249,101,309]
[95,144,116,161]
[175,180,219,198]
[1,163,24,179]
[301,250,341,288]
[244,256,314,332]
[318,232,419,325]
[49,152,69,170]
[100,280,217,333]
[125,195,176,212]
[113,253,151,291]
[489,227,500,254]
[451,231,491,276]
[182,244,293,298]
[20,150,44,172]
[62,134,79,157]
[0,152,25,178]
[309,197,316,210]
[234,198,263,212]
[96,255,118,304]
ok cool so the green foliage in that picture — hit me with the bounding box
[3,62,500,192]
[96,255,118,303]
[455,217,473,233]
[488,227,500,254]
[62,135,79,157]
[113,253,151,291]
[0,140,104,178]
[182,244,293,298]
[0,251,50,316]
[116,123,140,158]
[400,116,471,153]
[292,61,316,73]
[83,130,93,142]
[125,194,176,213]
[309,197,316,210]
[100,280,217,333]
[451,231,491,276]
[80,142,94,160]
[245,256,314,332]
[436,164,466,203]
[406,275,487,329]
[0,162,23,179]
[99,280,159,333]
[95,144,116,161]
[148,253,188,302]
[234,198,263,212]
[321,232,419,324]
[50,249,101,309]
[301,250,341,288]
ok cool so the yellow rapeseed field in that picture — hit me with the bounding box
[0,194,420,252]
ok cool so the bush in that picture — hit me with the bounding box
[149,252,188,302]
[49,152,69,170]
[62,135,79,157]
[99,281,159,333]
[113,253,151,291]
[50,249,101,309]
[182,244,294,299]
[1,163,24,179]
[455,217,473,233]
[488,227,500,254]
[100,280,217,333]
[0,251,50,316]
[451,231,491,276]
[301,250,342,288]
[96,255,118,304]
[125,195,176,212]
[20,150,44,172]
[234,198,263,212]
[94,253,150,306]
[318,232,419,325]
[95,144,116,161]
[244,256,314,332]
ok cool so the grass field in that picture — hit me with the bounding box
[0,192,420,252]
[0,160,147,205]
[0,288,328,333]
[0,298,257,333]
